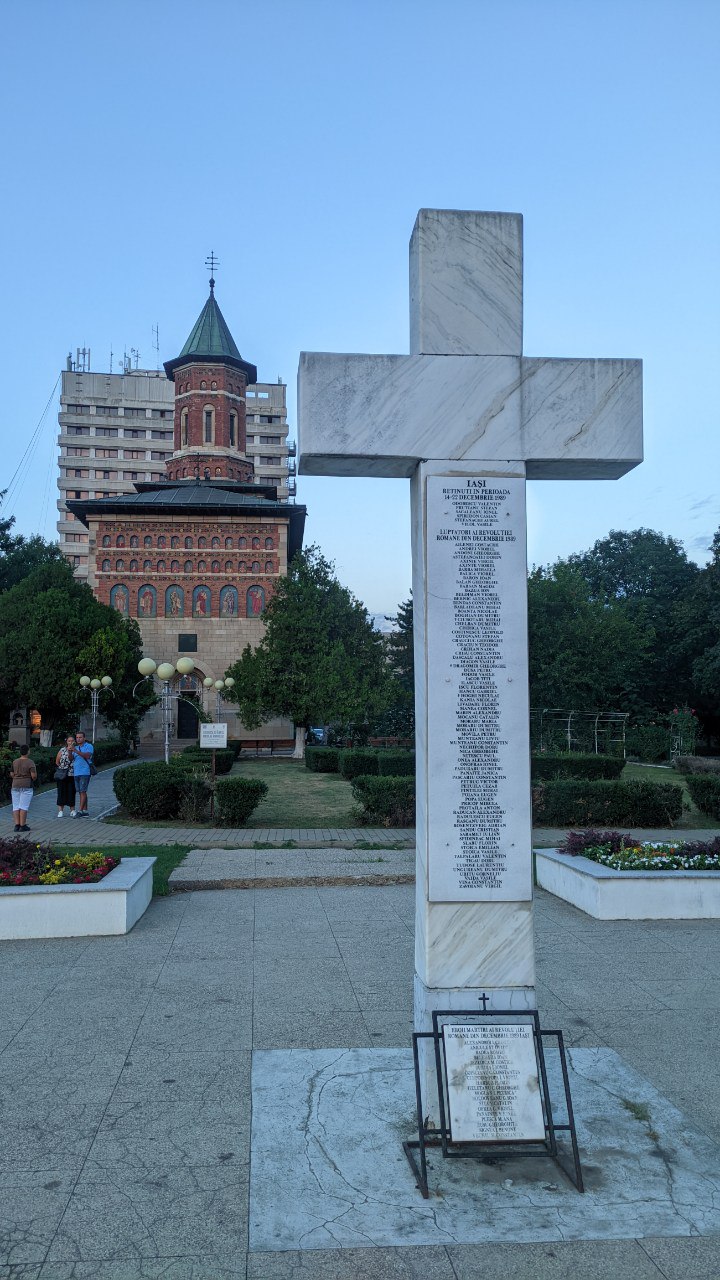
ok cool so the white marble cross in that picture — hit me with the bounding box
[298,210,643,1089]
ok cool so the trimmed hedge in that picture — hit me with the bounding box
[377,751,415,777]
[215,776,268,826]
[532,779,684,827]
[351,774,415,826]
[684,774,720,820]
[339,750,379,781]
[305,747,340,773]
[678,755,720,777]
[177,748,234,774]
[531,753,624,782]
[113,762,184,820]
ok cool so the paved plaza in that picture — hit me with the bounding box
[2,872,720,1277]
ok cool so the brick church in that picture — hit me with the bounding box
[67,279,306,744]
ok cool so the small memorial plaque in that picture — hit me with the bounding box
[200,722,228,749]
[443,1022,544,1143]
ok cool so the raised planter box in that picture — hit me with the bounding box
[0,857,156,940]
[536,848,720,920]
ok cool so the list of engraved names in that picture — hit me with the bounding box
[426,473,531,902]
[444,1022,545,1143]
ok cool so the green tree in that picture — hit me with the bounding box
[528,563,652,714]
[225,546,392,757]
[0,500,64,594]
[381,595,415,738]
[0,560,143,738]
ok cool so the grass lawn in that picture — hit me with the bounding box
[621,762,720,830]
[103,758,361,829]
[47,843,190,895]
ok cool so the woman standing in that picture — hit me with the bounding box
[55,735,76,818]
[10,744,37,834]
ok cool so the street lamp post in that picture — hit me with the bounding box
[134,656,196,764]
[78,674,114,743]
[203,675,236,722]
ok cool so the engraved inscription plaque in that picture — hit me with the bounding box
[444,1022,545,1143]
[426,472,532,902]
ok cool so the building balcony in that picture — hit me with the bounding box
[287,441,297,457]
[287,460,297,476]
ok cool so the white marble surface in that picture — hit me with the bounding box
[410,209,523,357]
[444,1022,544,1142]
[0,857,155,939]
[415,901,535,989]
[536,848,720,919]
[250,1046,720,1249]
[425,472,531,902]
[298,352,642,478]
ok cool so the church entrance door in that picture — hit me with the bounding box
[177,695,199,739]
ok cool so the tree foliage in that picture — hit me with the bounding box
[0,559,143,735]
[225,546,391,747]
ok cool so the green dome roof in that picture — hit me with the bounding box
[164,289,257,383]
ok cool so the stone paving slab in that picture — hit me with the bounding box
[170,846,415,889]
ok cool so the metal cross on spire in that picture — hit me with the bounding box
[205,251,219,292]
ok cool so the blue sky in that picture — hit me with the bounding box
[1,0,718,614]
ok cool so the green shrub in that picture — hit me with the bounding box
[93,739,130,767]
[114,762,184,819]
[532,779,684,827]
[215,776,268,826]
[678,755,720,777]
[227,739,244,759]
[304,747,340,773]
[175,748,234,774]
[351,775,415,826]
[339,750,379,781]
[377,751,415,777]
[531,753,625,782]
[684,774,720,820]
[177,775,211,822]
[625,726,671,763]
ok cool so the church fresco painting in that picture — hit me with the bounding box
[247,585,265,617]
[166,585,184,618]
[220,585,238,617]
[193,585,211,618]
[110,584,129,614]
[138,584,157,617]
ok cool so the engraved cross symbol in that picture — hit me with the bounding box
[478,992,489,1013]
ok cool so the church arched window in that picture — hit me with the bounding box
[171,536,179,548]
[225,560,233,572]
[158,536,166,548]
[181,410,189,448]
[251,561,260,573]
[225,537,233,549]
[198,560,206,572]
[116,559,125,571]
[157,560,166,573]
[229,411,237,446]
[204,406,214,444]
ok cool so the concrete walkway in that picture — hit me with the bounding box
[2,883,720,1277]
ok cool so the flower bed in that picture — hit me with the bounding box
[536,831,720,920]
[0,852,155,939]
[0,838,119,887]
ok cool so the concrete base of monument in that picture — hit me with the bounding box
[249,1045,720,1250]
[536,848,720,919]
[0,858,155,939]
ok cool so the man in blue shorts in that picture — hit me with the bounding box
[72,730,94,816]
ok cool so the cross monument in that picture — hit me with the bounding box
[298,210,642,1107]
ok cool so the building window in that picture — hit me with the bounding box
[96,427,118,437]
[66,404,90,414]
[73,469,88,478]
[251,561,260,573]
[150,450,165,461]
[68,425,91,436]
[123,449,144,460]
[184,560,192,573]
[265,537,274,549]
[123,410,142,420]
[66,447,90,457]
[151,429,173,439]
[239,561,246,572]
[95,448,118,459]
[229,411,237,446]
[204,408,214,444]
[181,411,188,448]
[178,632,197,652]
[101,470,111,480]
[252,537,260,549]
[200,380,207,390]
[158,536,166,548]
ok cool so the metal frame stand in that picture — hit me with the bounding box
[403,1008,584,1198]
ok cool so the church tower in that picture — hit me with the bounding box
[163,272,257,483]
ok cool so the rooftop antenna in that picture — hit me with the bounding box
[109,344,113,374]
[152,324,160,371]
[205,250,219,293]
[130,347,140,369]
